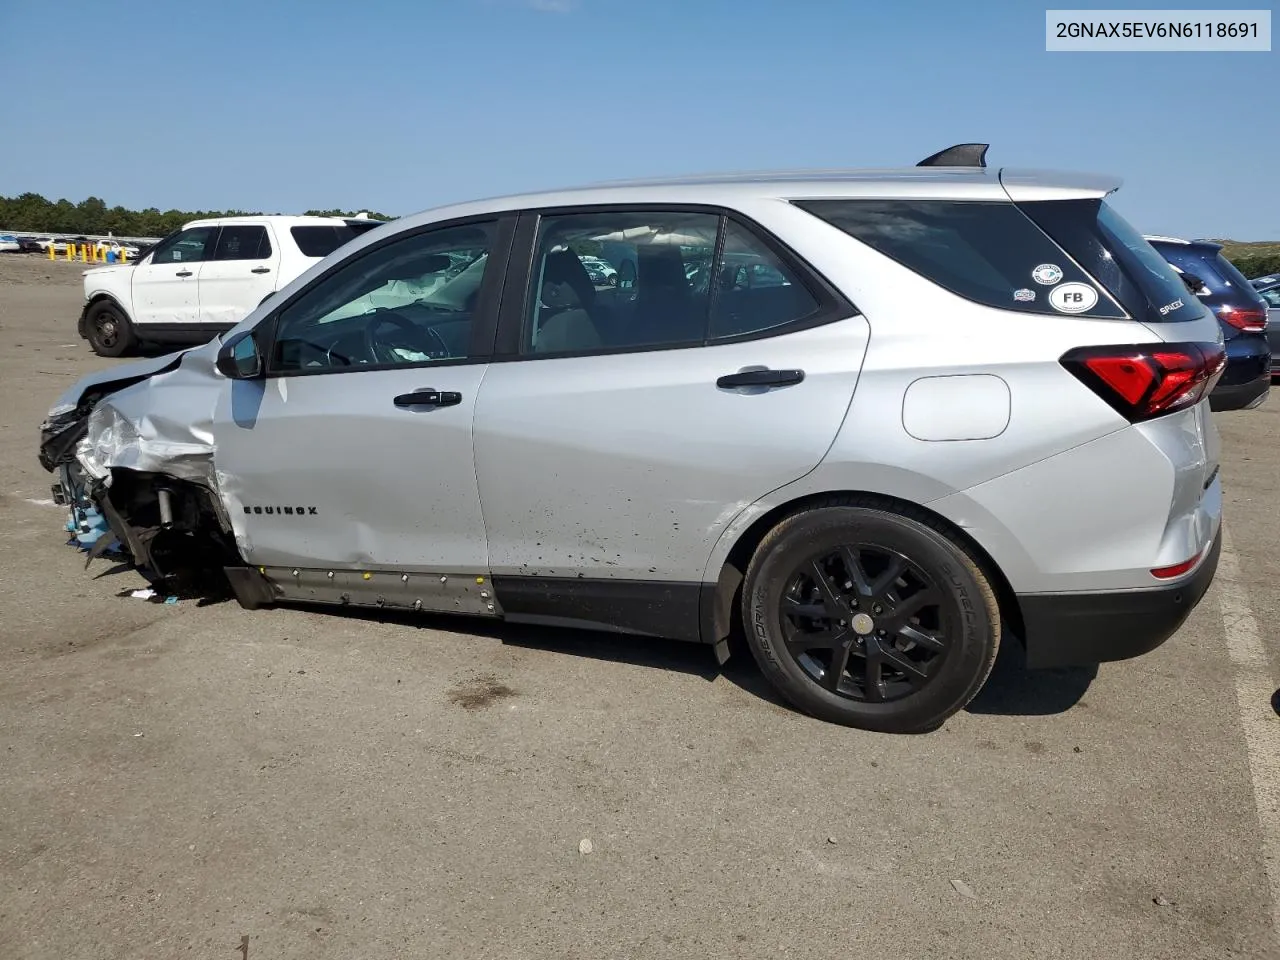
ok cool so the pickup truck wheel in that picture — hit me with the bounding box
[86,302,137,358]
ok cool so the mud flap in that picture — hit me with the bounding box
[223,566,278,610]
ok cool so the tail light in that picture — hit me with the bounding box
[1060,341,1226,423]
[1218,304,1267,332]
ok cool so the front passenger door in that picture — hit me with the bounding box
[132,226,216,326]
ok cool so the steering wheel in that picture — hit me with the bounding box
[361,310,450,364]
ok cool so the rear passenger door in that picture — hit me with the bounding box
[472,206,869,591]
[198,223,280,327]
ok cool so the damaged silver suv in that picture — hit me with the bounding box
[39,145,1226,733]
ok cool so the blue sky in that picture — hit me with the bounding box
[0,0,1275,238]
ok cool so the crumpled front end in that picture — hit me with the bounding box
[40,348,245,588]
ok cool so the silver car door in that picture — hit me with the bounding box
[472,209,867,591]
[211,218,511,576]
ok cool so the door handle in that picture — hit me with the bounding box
[175,270,193,277]
[394,388,462,408]
[716,368,805,389]
[250,266,271,274]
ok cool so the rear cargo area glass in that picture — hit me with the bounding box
[1017,199,1208,324]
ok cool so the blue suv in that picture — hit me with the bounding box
[1146,236,1270,411]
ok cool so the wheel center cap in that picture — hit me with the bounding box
[850,612,875,636]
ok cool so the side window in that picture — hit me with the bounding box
[708,221,821,339]
[149,227,217,265]
[212,225,272,261]
[1260,288,1280,308]
[526,211,719,354]
[796,199,1127,318]
[269,221,495,373]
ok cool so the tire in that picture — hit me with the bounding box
[742,500,1000,733]
[86,301,137,358]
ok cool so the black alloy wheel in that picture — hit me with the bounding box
[742,502,1001,733]
[780,544,946,703]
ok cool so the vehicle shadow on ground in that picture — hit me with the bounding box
[965,640,1097,716]
[311,604,1095,720]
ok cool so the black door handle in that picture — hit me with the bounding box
[250,266,271,274]
[716,368,805,389]
[394,389,462,408]
[175,270,193,277]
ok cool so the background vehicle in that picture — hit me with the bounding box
[1146,236,1270,410]
[40,145,1226,734]
[0,234,18,252]
[579,255,618,286]
[1255,280,1280,374]
[15,236,44,253]
[1251,272,1280,290]
[78,214,383,356]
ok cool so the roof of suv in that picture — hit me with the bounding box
[393,166,1123,227]
[181,214,364,230]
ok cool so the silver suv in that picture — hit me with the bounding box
[38,144,1226,733]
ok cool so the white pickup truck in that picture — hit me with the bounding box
[78,214,384,356]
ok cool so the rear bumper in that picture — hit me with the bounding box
[1209,374,1269,411]
[1016,526,1222,669]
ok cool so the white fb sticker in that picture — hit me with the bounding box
[1048,282,1098,314]
[1032,263,1063,285]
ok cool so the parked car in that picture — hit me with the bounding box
[16,236,45,253]
[1145,236,1270,410]
[0,234,19,253]
[39,144,1226,733]
[78,215,383,356]
[1250,272,1280,290]
[580,255,618,286]
[1254,280,1280,374]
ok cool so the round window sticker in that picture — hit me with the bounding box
[1048,282,1099,314]
[1032,263,1063,285]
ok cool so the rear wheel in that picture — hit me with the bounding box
[742,502,1000,733]
[86,301,137,358]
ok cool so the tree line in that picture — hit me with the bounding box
[0,192,395,239]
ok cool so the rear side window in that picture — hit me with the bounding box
[795,199,1125,318]
[212,225,272,261]
[1018,200,1206,323]
[291,225,358,258]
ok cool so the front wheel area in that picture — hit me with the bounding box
[742,503,1001,734]
[85,301,138,358]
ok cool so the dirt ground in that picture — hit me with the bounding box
[0,252,1277,959]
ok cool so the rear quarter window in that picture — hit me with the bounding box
[794,199,1126,318]
[291,225,358,258]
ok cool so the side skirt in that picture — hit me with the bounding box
[224,568,718,649]
[483,576,708,643]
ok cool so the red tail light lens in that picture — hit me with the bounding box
[1060,342,1226,422]
[1219,305,1267,332]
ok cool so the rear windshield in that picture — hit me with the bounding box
[1018,199,1206,323]
[794,199,1126,318]
[290,225,359,258]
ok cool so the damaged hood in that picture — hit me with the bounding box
[46,347,198,418]
[39,338,227,475]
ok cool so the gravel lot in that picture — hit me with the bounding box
[1,252,1277,959]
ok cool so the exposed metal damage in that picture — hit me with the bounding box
[39,348,243,595]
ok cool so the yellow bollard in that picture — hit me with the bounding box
[64,244,72,261]
[120,248,127,264]
[47,244,55,260]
